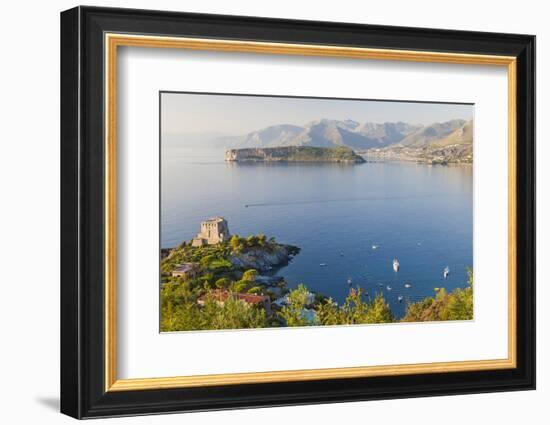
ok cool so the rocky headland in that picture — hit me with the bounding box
[229,244,299,272]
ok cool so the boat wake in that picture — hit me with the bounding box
[244,193,456,208]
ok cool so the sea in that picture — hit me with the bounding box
[161,147,473,318]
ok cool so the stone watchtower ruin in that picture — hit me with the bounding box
[191,217,231,247]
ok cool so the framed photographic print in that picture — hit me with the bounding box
[60,6,535,419]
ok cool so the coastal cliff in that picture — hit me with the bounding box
[161,234,300,278]
[229,244,298,272]
[225,146,366,164]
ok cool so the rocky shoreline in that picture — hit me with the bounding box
[229,244,299,272]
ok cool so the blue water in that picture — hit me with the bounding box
[161,147,473,318]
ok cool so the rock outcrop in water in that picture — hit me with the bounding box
[224,146,366,164]
[229,244,299,272]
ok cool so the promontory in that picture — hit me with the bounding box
[224,146,366,164]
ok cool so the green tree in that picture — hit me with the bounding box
[247,286,264,294]
[401,298,434,322]
[446,267,473,320]
[316,298,342,325]
[257,233,267,247]
[232,280,250,293]
[246,235,259,247]
[209,258,233,272]
[160,298,201,332]
[278,284,316,326]
[200,254,215,268]
[336,288,394,325]
[214,277,231,289]
[363,294,394,323]
[339,287,371,324]
[198,296,267,330]
[402,267,473,322]
[230,235,242,252]
[161,290,268,332]
[242,269,258,282]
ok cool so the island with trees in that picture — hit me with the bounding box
[224,146,366,164]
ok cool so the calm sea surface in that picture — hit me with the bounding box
[161,147,473,318]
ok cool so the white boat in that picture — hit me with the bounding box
[386,285,392,291]
[398,295,404,303]
[347,278,353,286]
[393,258,400,272]
[319,263,327,267]
[372,244,379,250]
[404,283,412,289]
[443,266,450,279]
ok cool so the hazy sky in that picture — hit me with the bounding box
[161,92,473,136]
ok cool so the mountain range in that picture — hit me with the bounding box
[173,118,472,151]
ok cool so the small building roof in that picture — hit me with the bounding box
[236,292,269,304]
[172,262,199,273]
[199,289,268,305]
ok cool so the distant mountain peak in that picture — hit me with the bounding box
[241,124,304,148]
[398,119,468,148]
[190,117,472,150]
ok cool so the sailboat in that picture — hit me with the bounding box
[393,258,400,272]
[443,266,450,279]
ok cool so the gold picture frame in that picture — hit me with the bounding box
[104,33,517,392]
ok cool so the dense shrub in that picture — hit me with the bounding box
[402,267,473,322]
